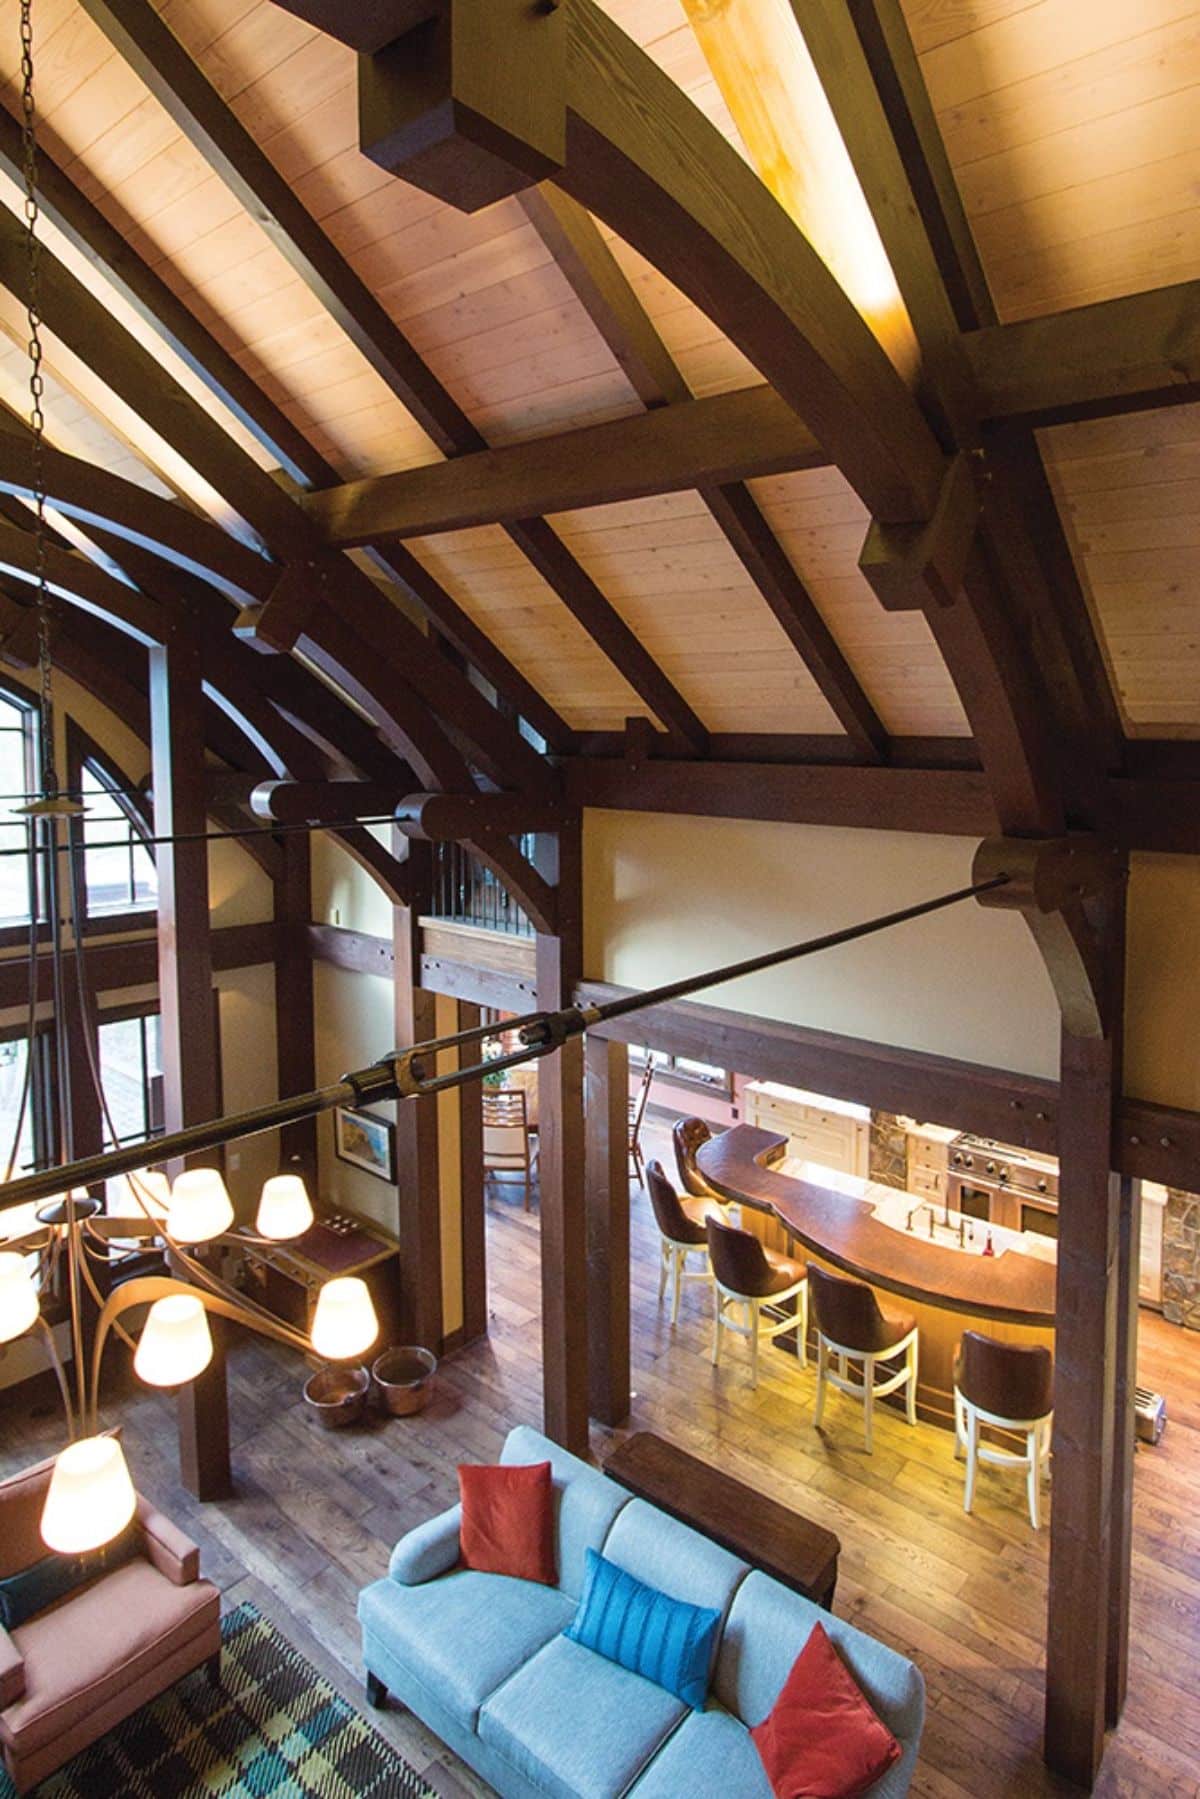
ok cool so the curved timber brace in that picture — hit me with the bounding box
[971,834,1127,1039]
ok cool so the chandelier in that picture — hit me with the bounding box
[0,0,377,1559]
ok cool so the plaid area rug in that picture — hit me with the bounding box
[0,1601,434,1798]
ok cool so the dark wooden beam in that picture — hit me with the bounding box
[149,636,230,1503]
[262,0,440,53]
[248,781,401,826]
[76,0,483,460]
[585,1033,631,1428]
[0,924,281,1011]
[302,387,828,547]
[564,756,997,837]
[842,0,995,333]
[456,1000,488,1347]
[394,792,574,839]
[535,823,590,1454]
[505,517,709,753]
[418,952,537,1015]
[381,541,577,755]
[275,836,318,1186]
[1046,1022,1124,1785]
[392,840,443,1351]
[517,186,887,760]
[704,482,888,758]
[966,280,1200,427]
[0,107,334,490]
[357,0,949,525]
[517,183,692,411]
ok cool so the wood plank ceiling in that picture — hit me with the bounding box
[0,0,1192,755]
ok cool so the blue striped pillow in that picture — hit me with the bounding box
[564,1548,721,1710]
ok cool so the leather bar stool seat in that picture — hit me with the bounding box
[953,1330,1054,1528]
[646,1160,721,1325]
[673,1117,740,1224]
[706,1216,808,1387]
[808,1264,919,1453]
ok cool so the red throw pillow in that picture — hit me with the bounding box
[751,1622,902,1799]
[457,1460,556,1585]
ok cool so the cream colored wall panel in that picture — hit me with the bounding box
[583,810,1062,1078]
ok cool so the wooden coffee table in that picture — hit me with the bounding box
[603,1431,840,1609]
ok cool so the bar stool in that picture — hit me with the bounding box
[706,1215,808,1388]
[954,1330,1054,1529]
[809,1265,918,1454]
[645,1160,721,1326]
[672,1118,740,1225]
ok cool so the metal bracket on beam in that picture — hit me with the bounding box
[395,791,574,839]
[971,835,1126,915]
[359,0,566,211]
[859,453,980,612]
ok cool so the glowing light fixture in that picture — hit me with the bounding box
[310,1277,378,1362]
[681,0,916,378]
[255,1174,313,1242]
[168,1168,234,1244]
[107,1169,171,1220]
[40,1435,137,1554]
[133,1294,213,1388]
[0,1251,39,1344]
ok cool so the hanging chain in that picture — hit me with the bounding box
[19,0,56,798]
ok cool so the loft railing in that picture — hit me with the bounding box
[430,837,535,937]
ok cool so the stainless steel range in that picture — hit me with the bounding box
[946,1134,1060,1235]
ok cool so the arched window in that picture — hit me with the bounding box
[0,686,38,928]
[79,758,157,916]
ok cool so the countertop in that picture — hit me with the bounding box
[697,1124,1057,1326]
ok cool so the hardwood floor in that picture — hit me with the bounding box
[2,1123,1198,1797]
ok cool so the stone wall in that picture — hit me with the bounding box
[1163,1187,1200,1331]
[869,1113,909,1189]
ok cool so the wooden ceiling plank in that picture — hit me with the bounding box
[75,0,483,460]
[0,106,334,492]
[506,514,709,753]
[302,386,827,544]
[966,281,1200,428]
[0,211,552,797]
[516,183,886,759]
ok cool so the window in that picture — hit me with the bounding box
[80,761,156,916]
[99,1013,164,1149]
[0,689,36,927]
[628,1045,731,1094]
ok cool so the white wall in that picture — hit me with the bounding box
[313,961,398,1234]
[584,810,1063,1079]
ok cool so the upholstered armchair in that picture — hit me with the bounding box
[0,1445,221,1794]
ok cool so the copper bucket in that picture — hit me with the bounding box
[372,1346,438,1416]
[303,1363,370,1429]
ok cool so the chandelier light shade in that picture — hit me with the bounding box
[107,1169,172,1220]
[40,1435,137,1554]
[0,1251,39,1344]
[310,1276,379,1362]
[167,1168,235,1244]
[255,1174,314,1242]
[133,1294,214,1388]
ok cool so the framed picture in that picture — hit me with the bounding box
[334,1105,396,1183]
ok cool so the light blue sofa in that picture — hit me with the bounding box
[358,1426,924,1799]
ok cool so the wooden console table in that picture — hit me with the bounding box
[237,1209,404,1349]
[603,1431,840,1609]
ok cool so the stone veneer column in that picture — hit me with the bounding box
[1162,1187,1200,1329]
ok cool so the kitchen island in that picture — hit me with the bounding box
[696,1123,1056,1427]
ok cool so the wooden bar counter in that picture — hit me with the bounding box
[697,1125,1056,1428]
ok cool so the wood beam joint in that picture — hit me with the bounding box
[359,0,566,211]
[860,454,980,612]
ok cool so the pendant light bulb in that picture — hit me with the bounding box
[40,1436,137,1555]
